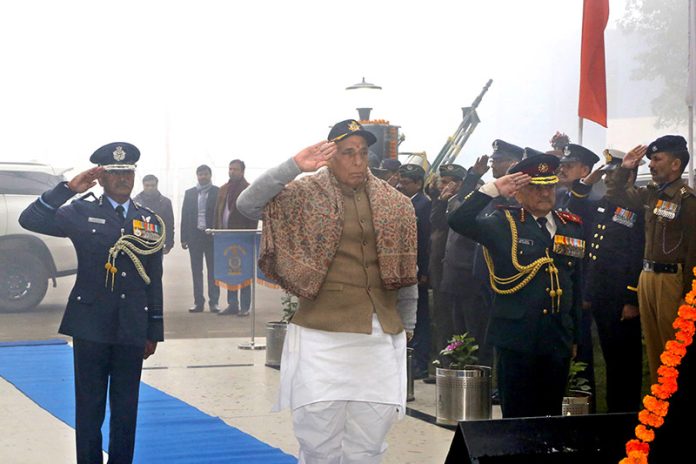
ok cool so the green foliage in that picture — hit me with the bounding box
[432,333,479,370]
[619,0,688,128]
[280,291,298,323]
[566,360,592,396]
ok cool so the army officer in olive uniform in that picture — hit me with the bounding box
[448,150,584,418]
[609,135,696,462]
[19,142,165,464]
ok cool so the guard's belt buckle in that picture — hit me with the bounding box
[643,260,678,274]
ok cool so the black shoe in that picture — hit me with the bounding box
[237,309,250,317]
[209,303,220,313]
[422,375,436,384]
[218,305,239,315]
[491,389,500,405]
[413,369,429,380]
[188,304,204,313]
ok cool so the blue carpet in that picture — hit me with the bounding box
[0,341,297,463]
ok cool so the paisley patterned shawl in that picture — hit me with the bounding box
[258,168,417,300]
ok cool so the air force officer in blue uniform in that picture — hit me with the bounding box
[19,142,165,464]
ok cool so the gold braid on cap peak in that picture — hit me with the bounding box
[104,213,166,290]
[482,209,563,311]
[529,175,559,185]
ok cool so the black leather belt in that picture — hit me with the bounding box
[643,260,679,274]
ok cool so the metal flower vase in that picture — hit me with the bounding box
[562,390,592,416]
[436,365,492,426]
[265,321,287,367]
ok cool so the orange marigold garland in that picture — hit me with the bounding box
[620,266,696,463]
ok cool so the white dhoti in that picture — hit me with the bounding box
[273,314,407,463]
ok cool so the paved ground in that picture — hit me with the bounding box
[0,245,285,342]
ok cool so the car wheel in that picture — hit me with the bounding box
[0,252,49,312]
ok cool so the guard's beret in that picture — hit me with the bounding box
[438,164,466,180]
[509,148,559,185]
[560,144,600,168]
[328,119,377,146]
[491,139,524,161]
[646,135,690,166]
[398,163,426,180]
[380,158,402,172]
[89,142,140,171]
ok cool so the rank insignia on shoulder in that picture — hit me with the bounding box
[554,210,583,225]
[136,203,156,215]
[553,235,585,258]
[77,192,98,202]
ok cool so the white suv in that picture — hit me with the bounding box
[0,162,78,312]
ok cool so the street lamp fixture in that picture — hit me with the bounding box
[345,77,382,121]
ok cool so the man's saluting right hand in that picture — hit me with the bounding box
[68,166,105,193]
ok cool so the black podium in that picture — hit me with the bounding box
[444,413,636,463]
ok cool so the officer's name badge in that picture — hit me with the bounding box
[553,235,585,258]
[612,207,636,227]
[132,219,161,241]
[654,200,679,220]
[518,238,534,246]
[88,217,106,224]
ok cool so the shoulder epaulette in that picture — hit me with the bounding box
[76,192,98,202]
[554,210,583,225]
[134,201,156,214]
[496,205,525,221]
[680,186,694,198]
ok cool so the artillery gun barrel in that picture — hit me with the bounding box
[429,79,493,175]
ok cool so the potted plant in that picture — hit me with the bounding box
[433,333,492,426]
[562,360,593,415]
[265,291,298,368]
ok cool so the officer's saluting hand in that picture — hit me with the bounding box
[67,166,105,193]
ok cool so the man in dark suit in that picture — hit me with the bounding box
[397,163,431,378]
[213,159,258,316]
[19,142,164,464]
[181,165,220,312]
[448,150,584,418]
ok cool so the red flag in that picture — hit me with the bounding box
[578,0,609,127]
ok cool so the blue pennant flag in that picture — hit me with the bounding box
[213,231,256,291]
[213,230,278,290]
